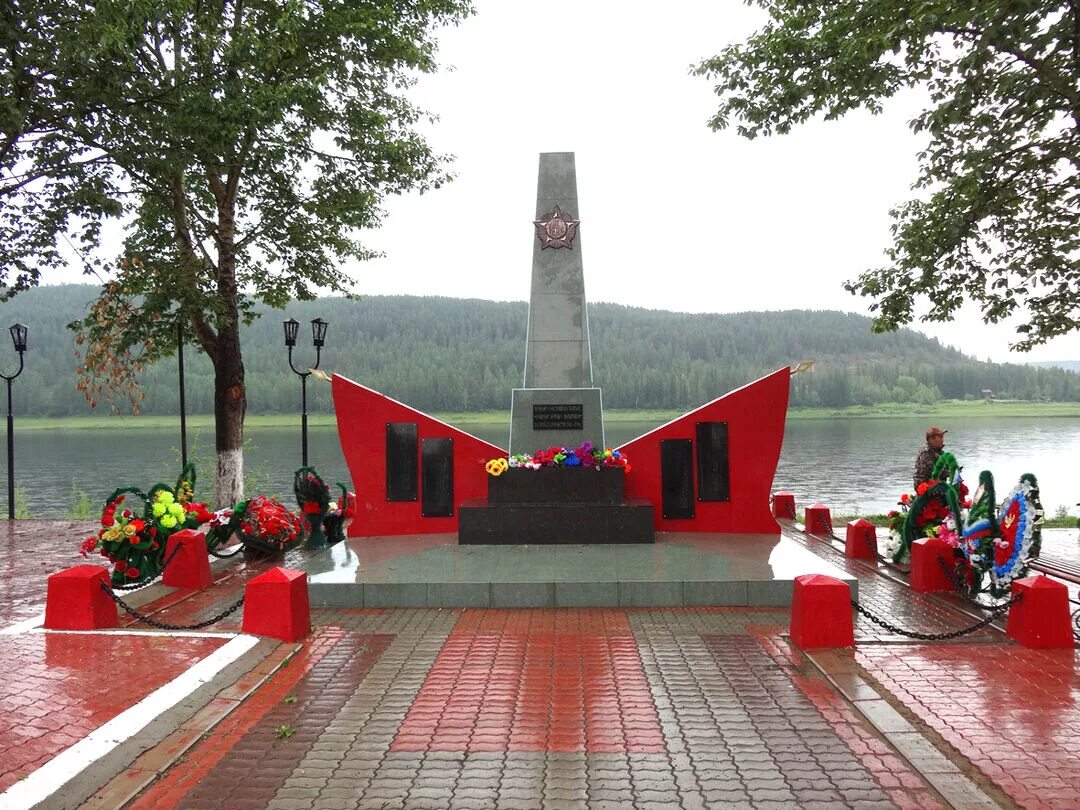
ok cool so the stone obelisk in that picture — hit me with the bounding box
[509,152,604,455]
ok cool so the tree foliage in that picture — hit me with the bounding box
[696,1,1080,351]
[1,0,103,295]
[2,0,471,504]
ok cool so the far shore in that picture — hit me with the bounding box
[12,399,1080,430]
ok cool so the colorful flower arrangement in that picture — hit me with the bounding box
[967,473,1043,598]
[881,455,1043,599]
[486,441,630,476]
[882,452,968,564]
[293,466,352,548]
[81,463,356,574]
[205,495,304,554]
[79,463,213,585]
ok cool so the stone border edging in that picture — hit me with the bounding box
[804,647,1007,810]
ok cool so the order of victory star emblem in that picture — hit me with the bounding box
[533,206,580,249]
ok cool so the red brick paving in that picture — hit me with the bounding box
[0,519,101,625]
[393,609,666,755]
[3,518,1079,807]
[858,644,1080,809]
[0,632,228,792]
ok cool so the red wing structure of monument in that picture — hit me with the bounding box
[617,366,790,535]
[333,367,789,538]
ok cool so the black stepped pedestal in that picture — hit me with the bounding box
[459,468,655,545]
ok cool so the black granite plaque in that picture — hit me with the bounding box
[696,421,730,502]
[660,439,695,519]
[421,437,454,517]
[532,403,584,430]
[385,422,418,502]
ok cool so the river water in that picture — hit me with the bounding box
[11,414,1080,519]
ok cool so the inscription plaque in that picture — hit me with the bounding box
[696,421,730,502]
[660,439,695,519]
[385,422,418,502]
[533,403,584,431]
[421,438,454,517]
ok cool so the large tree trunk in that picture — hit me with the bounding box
[212,180,245,508]
[212,321,245,508]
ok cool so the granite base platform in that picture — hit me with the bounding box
[302,528,857,608]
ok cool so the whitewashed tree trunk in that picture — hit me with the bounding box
[215,448,244,509]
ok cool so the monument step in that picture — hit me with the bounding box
[459,497,654,545]
[302,531,860,608]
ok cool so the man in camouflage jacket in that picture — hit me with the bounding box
[913,427,947,489]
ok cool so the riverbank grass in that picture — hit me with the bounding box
[13,400,1080,431]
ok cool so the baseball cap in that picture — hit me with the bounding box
[926,427,948,439]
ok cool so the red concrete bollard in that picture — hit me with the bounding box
[44,565,118,630]
[804,503,832,535]
[771,492,796,520]
[1006,575,1074,649]
[162,529,213,591]
[790,574,854,649]
[909,537,953,593]
[242,567,310,642]
[845,519,878,561]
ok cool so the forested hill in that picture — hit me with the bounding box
[2,284,1078,416]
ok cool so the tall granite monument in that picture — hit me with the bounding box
[510,152,604,455]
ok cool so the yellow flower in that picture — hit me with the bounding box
[485,458,509,476]
[168,503,184,519]
[152,503,166,518]
[123,524,136,537]
[160,514,177,529]
[156,491,174,505]
[104,527,121,542]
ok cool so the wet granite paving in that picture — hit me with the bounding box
[130,609,944,810]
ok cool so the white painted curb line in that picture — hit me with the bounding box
[0,615,44,635]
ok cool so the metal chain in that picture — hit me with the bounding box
[936,555,1028,611]
[769,495,798,521]
[815,511,896,568]
[101,582,245,631]
[109,543,183,591]
[1071,604,1080,641]
[850,591,1021,641]
[863,530,894,566]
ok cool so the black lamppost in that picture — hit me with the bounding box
[284,317,328,466]
[177,320,188,467]
[1,324,27,520]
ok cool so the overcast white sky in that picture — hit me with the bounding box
[355,1,1080,365]
[48,1,1080,364]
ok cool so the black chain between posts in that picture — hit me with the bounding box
[101,581,245,631]
[1071,602,1080,641]
[851,590,1021,641]
[863,529,894,566]
[936,555,1018,611]
[780,496,1023,639]
[811,507,897,568]
[109,543,183,591]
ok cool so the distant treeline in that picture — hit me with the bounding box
[1,284,1078,416]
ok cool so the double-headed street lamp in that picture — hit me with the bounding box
[284,317,328,467]
[1,324,27,520]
